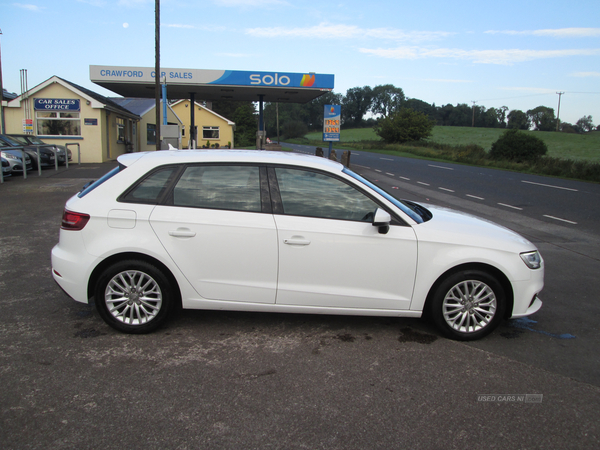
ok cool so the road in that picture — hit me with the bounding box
[284,142,600,235]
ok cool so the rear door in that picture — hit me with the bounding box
[149,164,278,303]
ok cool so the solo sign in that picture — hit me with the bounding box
[323,105,341,142]
[34,98,81,112]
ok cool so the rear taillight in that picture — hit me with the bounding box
[61,209,90,231]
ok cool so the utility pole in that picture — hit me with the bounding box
[155,0,161,150]
[471,101,476,127]
[556,92,564,132]
[0,28,4,134]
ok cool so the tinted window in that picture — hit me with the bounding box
[173,165,261,212]
[275,168,379,221]
[120,167,175,203]
[78,165,124,198]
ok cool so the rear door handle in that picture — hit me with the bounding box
[169,228,196,238]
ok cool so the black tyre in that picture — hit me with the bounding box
[94,259,174,334]
[429,270,506,341]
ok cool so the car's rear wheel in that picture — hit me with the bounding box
[430,270,506,341]
[94,260,173,334]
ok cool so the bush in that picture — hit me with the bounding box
[374,108,435,144]
[489,129,547,162]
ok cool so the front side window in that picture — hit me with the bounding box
[173,165,261,212]
[202,126,219,140]
[36,111,81,136]
[274,168,379,221]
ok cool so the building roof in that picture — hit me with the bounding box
[5,76,140,120]
[2,89,18,101]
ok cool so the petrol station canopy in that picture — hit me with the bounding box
[90,65,335,103]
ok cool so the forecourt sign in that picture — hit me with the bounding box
[90,66,334,103]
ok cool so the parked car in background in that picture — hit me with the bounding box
[0,134,57,170]
[52,150,544,340]
[5,134,69,166]
[1,157,11,177]
[9,134,71,162]
[0,139,32,174]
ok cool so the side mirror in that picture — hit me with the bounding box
[372,208,391,234]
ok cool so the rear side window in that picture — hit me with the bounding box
[120,166,177,204]
[173,165,261,212]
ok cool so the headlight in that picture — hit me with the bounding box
[3,153,19,161]
[520,251,542,269]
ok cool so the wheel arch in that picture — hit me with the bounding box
[88,252,182,307]
[423,262,514,319]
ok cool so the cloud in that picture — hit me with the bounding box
[214,0,288,6]
[164,24,195,29]
[245,23,453,42]
[13,3,43,12]
[570,71,600,77]
[485,28,600,38]
[359,46,600,65]
[422,79,473,83]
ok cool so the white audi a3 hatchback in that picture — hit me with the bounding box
[51,150,543,340]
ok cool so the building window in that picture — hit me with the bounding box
[36,111,81,136]
[203,126,219,140]
[117,118,125,142]
[147,124,156,145]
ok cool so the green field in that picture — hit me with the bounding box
[305,126,600,162]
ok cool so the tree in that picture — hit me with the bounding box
[342,86,373,127]
[230,103,258,147]
[507,109,531,130]
[489,129,547,162]
[404,98,436,121]
[575,115,594,133]
[527,106,556,131]
[281,120,308,139]
[374,108,435,144]
[371,84,405,118]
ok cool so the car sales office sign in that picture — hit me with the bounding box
[323,105,341,142]
[34,98,81,111]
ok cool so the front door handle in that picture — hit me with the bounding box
[169,228,196,238]
[283,237,311,246]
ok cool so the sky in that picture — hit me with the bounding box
[2,0,600,126]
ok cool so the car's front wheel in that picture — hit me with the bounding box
[94,260,174,334]
[430,270,506,341]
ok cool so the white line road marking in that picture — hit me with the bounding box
[399,176,410,180]
[467,194,485,200]
[439,187,455,192]
[375,169,382,172]
[522,180,578,192]
[417,181,430,186]
[429,164,454,170]
[498,203,523,210]
[386,173,395,176]
[380,158,394,161]
[544,215,578,224]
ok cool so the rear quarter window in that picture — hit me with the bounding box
[119,166,178,204]
[77,165,124,198]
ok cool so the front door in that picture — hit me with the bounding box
[272,167,417,310]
